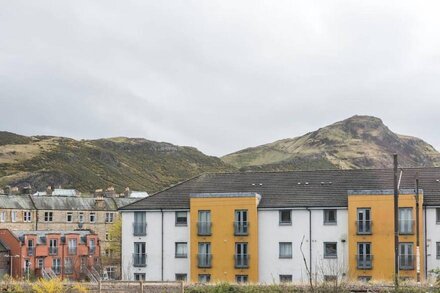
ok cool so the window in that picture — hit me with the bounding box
[105,212,115,223]
[198,274,211,283]
[68,238,77,255]
[37,258,44,268]
[175,274,187,281]
[133,212,147,236]
[105,233,111,241]
[175,242,187,258]
[105,266,116,280]
[280,275,292,283]
[198,211,211,235]
[357,243,372,269]
[134,273,146,281]
[357,208,371,234]
[52,258,61,274]
[78,212,84,223]
[399,208,413,234]
[11,211,17,222]
[0,211,5,222]
[175,211,187,226]
[279,242,292,259]
[44,212,53,222]
[235,242,249,268]
[399,243,414,270]
[234,210,248,235]
[89,212,96,223]
[89,239,96,254]
[198,243,212,268]
[324,209,337,224]
[133,242,146,267]
[324,242,337,258]
[437,208,440,224]
[437,242,440,259]
[64,258,73,274]
[66,212,73,222]
[49,239,58,255]
[23,211,32,222]
[27,239,34,256]
[279,210,292,225]
[105,249,114,258]
[358,276,372,282]
[236,275,248,283]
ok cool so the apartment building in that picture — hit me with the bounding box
[0,194,137,279]
[120,167,440,283]
[0,229,100,280]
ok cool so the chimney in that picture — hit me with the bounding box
[46,186,53,196]
[11,187,19,195]
[94,189,103,198]
[94,196,106,210]
[124,187,131,197]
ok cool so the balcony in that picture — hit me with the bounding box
[234,222,249,236]
[197,254,212,268]
[356,254,373,269]
[133,253,147,267]
[399,255,415,270]
[197,222,212,236]
[68,247,77,255]
[399,220,415,235]
[133,222,147,236]
[356,220,372,235]
[27,247,35,256]
[49,247,58,256]
[234,254,249,268]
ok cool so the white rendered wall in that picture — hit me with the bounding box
[425,207,439,280]
[121,210,190,281]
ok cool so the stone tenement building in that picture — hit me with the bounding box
[0,194,137,279]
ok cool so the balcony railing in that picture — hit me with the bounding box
[68,247,77,255]
[133,253,147,267]
[234,222,249,236]
[356,254,373,269]
[356,220,372,235]
[234,254,249,268]
[52,266,61,275]
[49,247,58,256]
[399,220,415,235]
[133,222,147,236]
[399,255,415,270]
[27,247,35,256]
[197,254,212,268]
[89,247,96,255]
[197,222,212,236]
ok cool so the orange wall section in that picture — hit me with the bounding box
[190,194,260,283]
[348,192,424,281]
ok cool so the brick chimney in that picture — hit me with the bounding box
[46,185,53,196]
[95,196,106,210]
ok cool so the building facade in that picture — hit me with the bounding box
[0,194,137,279]
[120,168,440,283]
[0,229,100,280]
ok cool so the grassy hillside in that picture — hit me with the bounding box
[0,133,233,193]
[223,115,440,171]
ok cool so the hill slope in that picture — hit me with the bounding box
[0,134,233,193]
[222,116,440,171]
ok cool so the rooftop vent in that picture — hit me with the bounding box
[436,179,440,183]
[305,182,309,185]
[297,182,301,185]
[259,183,263,186]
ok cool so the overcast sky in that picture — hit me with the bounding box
[1,1,439,156]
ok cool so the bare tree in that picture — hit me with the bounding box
[300,235,314,291]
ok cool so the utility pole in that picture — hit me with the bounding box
[393,154,399,288]
[416,178,421,283]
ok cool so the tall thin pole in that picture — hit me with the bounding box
[416,178,420,282]
[393,154,399,288]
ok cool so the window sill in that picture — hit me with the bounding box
[279,222,292,226]
[175,255,187,259]
[175,223,188,227]
[279,256,293,259]
[324,256,338,259]
[323,222,337,226]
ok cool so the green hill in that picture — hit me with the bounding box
[0,134,233,193]
[222,115,440,171]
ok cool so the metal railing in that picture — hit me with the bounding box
[52,266,61,275]
[49,247,58,256]
[356,254,373,269]
[197,254,212,268]
[133,253,147,267]
[399,220,415,235]
[399,254,415,270]
[356,220,372,234]
[133,222,147,236]
[27,247,35,256]
[197,222,212,236]
[234,222,249,236]
[89,247,96,255]
[234,254,249,268]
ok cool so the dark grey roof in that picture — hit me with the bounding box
[0,195,34,209]
[119,167,440,210]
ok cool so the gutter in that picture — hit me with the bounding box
[161,208,164,281]
[424,206,428,279]
[306,207,312,284]
[28,195,38,230]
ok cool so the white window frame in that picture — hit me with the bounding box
[11,211,17,222]
[23,211,32,222]
[89,212,96,223]
[66,212,73,223]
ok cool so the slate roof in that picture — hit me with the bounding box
[119,167,440,210]
[0,195,35,209]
